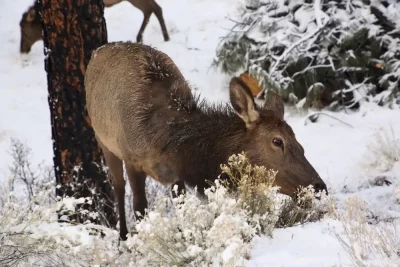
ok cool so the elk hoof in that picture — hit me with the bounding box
[119,231,128,241]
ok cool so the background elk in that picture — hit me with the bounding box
[19,0,169,54]
[85,41,328,240]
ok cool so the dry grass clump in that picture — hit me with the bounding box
[220,152,281,235]
[335,196,400,267]
[276,185,333,228]
[0,149,334,267]
[362,126,400,173]
[220,152,332,232]
[393,186,400,205]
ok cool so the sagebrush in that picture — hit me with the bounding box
[0,145,331,267]
[335,196,400,267]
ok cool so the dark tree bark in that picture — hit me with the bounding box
[39,0,117,227]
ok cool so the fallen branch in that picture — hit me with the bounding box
[305,112,354,128]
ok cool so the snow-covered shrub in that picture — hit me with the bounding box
[0,139,123,266]
[393,186,400,205]
[362,126,400,173]
[276,184,333,228]
[214,0,400,110]
[123,152,333,266]
[218,153,332,229]
[335,196,400,267]
[0,186,122,266]
[8,138,54,203]
[219,152,281,235]
[2,139,115,228]
[0,159,262,267]
[0,147,334,267]
[125,182,264,266]
[123,152,282,266]
[125,176,169,230]
[0,177,15,210]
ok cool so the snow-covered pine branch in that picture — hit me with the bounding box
[214,0,400,110]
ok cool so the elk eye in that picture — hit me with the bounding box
[272,138,284,148]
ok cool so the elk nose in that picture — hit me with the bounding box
[313,181,328,195]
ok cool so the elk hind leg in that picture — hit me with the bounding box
[99,144,128,241]
[126,164,148,220]
[152,2,170,41]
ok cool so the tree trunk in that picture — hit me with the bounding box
[39,0,117,228]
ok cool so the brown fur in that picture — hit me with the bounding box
[85,41,328,240]
[19,1,41,53]
[19,0,169,53]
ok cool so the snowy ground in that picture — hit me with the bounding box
[1,0,400,266]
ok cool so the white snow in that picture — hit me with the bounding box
[1,0,400,266]
[248,219,348,267]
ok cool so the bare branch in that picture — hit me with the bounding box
[305,112,354,128]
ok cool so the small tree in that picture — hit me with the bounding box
[39,0,117,227]
[214,0,400,110]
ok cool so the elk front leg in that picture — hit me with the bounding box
[136,12,151,43]
[126,164,148,220]
[99,143,128,241]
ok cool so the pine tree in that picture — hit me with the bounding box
[214,0,400,110]
[39,0,117,227]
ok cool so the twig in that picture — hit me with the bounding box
[328,56,336,71]
[305,112,354,128]
[226,17,247,25]
[292,64,332,78]
[314,0,323,28]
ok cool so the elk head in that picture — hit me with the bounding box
[19,6,42,54]
[229,77,328,196]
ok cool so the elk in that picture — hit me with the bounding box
[19,0,169,53]
[85,42,328,240]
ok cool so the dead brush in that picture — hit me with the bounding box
[219,152,280,235]
[276,185,332,228]
[219,152,333,231]
[335,196,400,267]
[362,125,400,173]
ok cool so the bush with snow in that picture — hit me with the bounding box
[124,152,282,266]
[0,138,55,207]
[125,181,255,266]
[214,0,400,110]
[0,186,122,266]
[125,176,170,229]
[335,196,400,267]
[277,184,333,228]
[220,152,331,230]
[362,126,400,173]
[393,186,400,205]
[0,146,332,267]
[123,152,331,266]
[219,152,282,235]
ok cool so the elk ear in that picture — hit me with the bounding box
[264,89,284,120]
[26,8,36,22]
[229,77,259,129]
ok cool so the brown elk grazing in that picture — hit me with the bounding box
[19,0,169,54]
[85,42,328,240]
[103,0,169,43]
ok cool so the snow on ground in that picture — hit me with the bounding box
[1,0,400,266]
[248,219,348,267]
